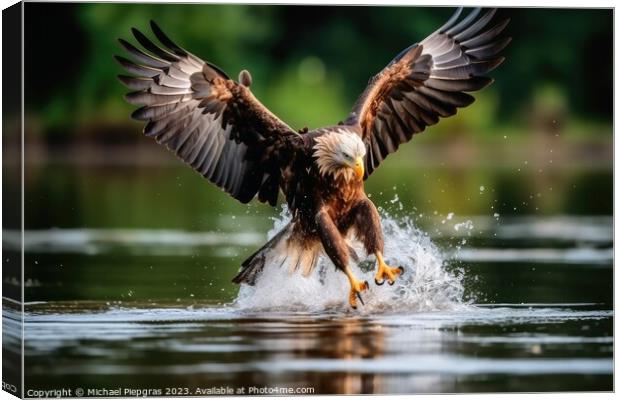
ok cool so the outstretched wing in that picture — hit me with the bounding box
[346,8,510,177]
[116,21,298,206]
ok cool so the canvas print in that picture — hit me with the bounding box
[2,2,613,397]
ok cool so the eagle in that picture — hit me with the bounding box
[116,7,510,309]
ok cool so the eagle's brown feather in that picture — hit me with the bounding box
[346,8,510,178]
[116,21,299,206]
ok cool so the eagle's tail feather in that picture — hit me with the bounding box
[232,224,291,285]
[295,242,322,277]
[232,223,325,285]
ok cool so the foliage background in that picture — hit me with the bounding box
[25,5,612,134]
[17,3,613,230]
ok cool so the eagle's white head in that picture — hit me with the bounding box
[313,129,367,181]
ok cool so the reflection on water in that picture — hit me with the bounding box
[11,301,612,394]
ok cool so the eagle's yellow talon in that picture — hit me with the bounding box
[346,272,368,309]
[374,252,403,286]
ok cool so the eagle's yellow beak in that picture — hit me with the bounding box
[353,157,364,180]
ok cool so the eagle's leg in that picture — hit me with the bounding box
[316,208,368,309]
[351,198,404,286]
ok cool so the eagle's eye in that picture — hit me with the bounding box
[342,152,353,161]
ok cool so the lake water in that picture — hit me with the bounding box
[2,162,613,394]
[3,213,613,394]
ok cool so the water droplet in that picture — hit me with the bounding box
[454,220,474,232]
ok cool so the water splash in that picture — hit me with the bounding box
[235,205,469,313]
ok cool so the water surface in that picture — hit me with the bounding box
[4,212,613,394]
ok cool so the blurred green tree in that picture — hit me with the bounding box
[24,4,612,138]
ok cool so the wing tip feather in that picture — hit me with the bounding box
[130,27,143,41]
[117,74,135,87]
[487,56,505,72]
[130,106,149,121]
[481,77,495,90]
[113,55,134,70]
